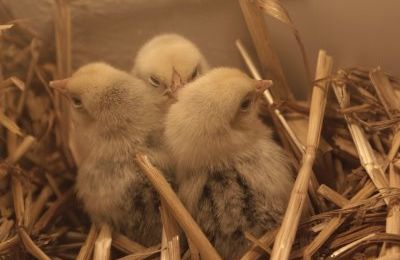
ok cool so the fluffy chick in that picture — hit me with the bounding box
[165,68,294,259]
[133,34,208,172]
[132,33,208,105]
[51,63,163,246]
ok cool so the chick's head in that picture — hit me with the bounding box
[51,62,158,132]
[133,34,208,99]
[165,68,272,167]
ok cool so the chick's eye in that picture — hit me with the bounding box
[240,98,251,111]
[71,96,83,108]
[148,76,161,87]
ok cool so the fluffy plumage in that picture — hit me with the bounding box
[57,63,163,246]
[165,68,294,258]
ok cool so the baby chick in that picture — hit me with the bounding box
[165,68,294,259]
[50,63,163,246]
[132,33,208,106]
[132,34,208,173]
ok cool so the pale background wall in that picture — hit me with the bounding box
[1,0,399,99]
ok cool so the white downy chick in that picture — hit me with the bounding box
[50,63,163,246]
[165,68,294,259]
[132,33,208,105]
[132,34,208,173]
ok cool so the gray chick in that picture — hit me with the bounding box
[165,68,294,259]
[50,63,163,246]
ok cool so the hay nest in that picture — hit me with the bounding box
[1,1,400,260]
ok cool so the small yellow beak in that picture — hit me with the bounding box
[49,78,70,92]
[255,79,273,94]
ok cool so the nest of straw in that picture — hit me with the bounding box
[1,1,400,259]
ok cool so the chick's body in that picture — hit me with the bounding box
[165,68,294,259]
[66,63,163,246]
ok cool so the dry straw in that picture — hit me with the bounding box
[333,71,390,203]
[270,49,333,260]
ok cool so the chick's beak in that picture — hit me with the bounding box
[165,68,184,99]
[255,79,273,95]
[49,78,70,93]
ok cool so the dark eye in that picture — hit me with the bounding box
[148,76,161,87]
[240,98,252,111]
[190,66,200,81]
[71,96,83,109]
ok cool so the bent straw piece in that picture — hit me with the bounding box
[76,225,98,260]
[270,50,333,260]
[18,227,51,260]
[0,112,23,136]
[329,233,376,259]
[256,0,312,86]
[317,184,350,208]
[6,135,36,163]
[385,163,400,256]
[332,76,390,204]
[303,181,376,258]
[135,154,221,260]
[94,224,112,260]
